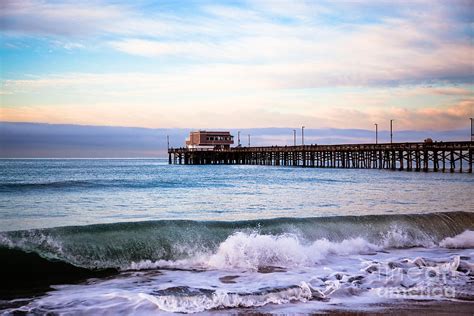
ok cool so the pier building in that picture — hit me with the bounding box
[185,131,234,150]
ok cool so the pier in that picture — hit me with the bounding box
[168,141,473,173]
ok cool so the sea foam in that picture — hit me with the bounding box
[207,232,380,270]
[439,230,474,249]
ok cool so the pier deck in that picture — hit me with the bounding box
[168,141,473,172]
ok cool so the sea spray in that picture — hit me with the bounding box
[439,230,474,249]
[207,232,380,270]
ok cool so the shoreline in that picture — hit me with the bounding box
[320,300,474,316]
[234,300,474,315]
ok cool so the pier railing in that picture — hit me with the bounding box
[168,141,473,173]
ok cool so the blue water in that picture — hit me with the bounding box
[1,159,473,314]
[0,158,473,231]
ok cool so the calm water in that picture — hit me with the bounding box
[0,159,472,231]
[1,159,473,314]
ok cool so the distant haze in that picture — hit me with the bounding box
[0,122,469,158]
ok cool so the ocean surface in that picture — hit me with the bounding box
[0,158,473,314]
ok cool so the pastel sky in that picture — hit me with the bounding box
[1,0,473,131]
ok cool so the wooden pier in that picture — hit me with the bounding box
[168,141,473,173]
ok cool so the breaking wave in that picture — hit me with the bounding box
[0,211,472,272]
[1,212,473,313]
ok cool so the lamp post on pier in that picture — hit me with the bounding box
[238,131,241,146]
[374,123,378,144]
[248,134,251,147]
[470,118,473,142]
[302,126,305,145]
[390,120,394,144]
[293,129,296,146]
[167,135,170,149]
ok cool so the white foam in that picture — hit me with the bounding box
[439,230,474,249]
[9,247,474,315]
[128,258,205,271]
[143,283,313,313]
[207,232,380,270]
[127,232,380,271]
[0,234,14,248]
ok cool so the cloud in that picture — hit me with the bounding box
[1,89,472,131]
[0,0,200,39]
[106,10,473,86]
[2,1,473,86]
[110,39,192,57]
[324,98,474,131]
[0,0,125,37]
[430,87,473,96]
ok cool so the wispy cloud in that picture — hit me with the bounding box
[1,77,472,131]
[0,0,125,36]
[104,4,473,86]
[2,1,472,87]
[430,87,473,96]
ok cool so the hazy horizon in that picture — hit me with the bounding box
[0,121,470,158]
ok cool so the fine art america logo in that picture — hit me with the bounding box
[373,260,459,299]
[377,286,456,299]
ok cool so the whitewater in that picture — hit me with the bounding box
[0,159,473,314]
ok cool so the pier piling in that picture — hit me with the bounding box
[168,141,473,173]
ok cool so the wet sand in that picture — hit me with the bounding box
[233,300,474,315]
[320,300,474,315]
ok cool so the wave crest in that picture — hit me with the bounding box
[439,230,474,249]
[207,232,379,270]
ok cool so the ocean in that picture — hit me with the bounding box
[0,159,473,314]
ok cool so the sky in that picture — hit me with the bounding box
[0,0,473,132]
